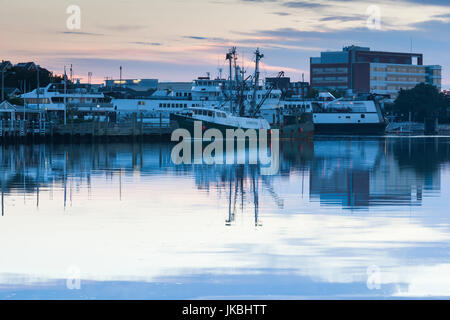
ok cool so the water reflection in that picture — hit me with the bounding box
[309,138,444,208]
[1,137,447,213]
[0,137,449,299]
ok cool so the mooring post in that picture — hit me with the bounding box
[140,113,143,139]
[132,113,137,139]
[159,113,162,138]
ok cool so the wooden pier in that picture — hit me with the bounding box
[0,116,175,143]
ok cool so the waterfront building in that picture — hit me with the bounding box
[14,62,38,72]
[265,77,310,98]
[155,82,192,98]
[105,78,158,91]
[310,45,442,98]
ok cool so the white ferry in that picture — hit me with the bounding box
[20,83,113,120]
[110,76,283,121]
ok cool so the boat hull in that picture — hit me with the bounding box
[272,113,314,139]
[171,113,315,139]
[170,113,266,136]
[314,122,387,135]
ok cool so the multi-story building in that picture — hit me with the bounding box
[310,45,442,98]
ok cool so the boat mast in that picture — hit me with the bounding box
[226,47,236,114]
[250,48,264,115]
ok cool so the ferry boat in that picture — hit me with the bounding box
[20,83,113,121]
[110,76,283,119]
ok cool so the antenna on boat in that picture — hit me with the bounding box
[250,48,264,115]
[226,47,237,114]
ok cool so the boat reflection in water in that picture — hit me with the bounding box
[0,137,449,299]
[309,137,443,208]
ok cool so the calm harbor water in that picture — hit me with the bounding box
[0,136,450,299]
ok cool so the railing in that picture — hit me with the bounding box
[0,117,174,138]
[0,120,48,137]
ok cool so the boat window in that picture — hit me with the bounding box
[202,110,207,116]
[207,111,213,117]
[222,113,227,118]
[361,114,365,118]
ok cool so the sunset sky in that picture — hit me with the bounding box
[1,0,449,88]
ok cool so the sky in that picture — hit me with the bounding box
[1,0,449,88]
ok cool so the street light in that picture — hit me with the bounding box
[63,65,71,125]
[1,63,7,102]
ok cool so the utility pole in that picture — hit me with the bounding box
[1,68,4,102]
[37,65,40,111]
[1,62,5,102]
[88,72,92,91]
[64,66,67,125]
[119,66,122,90]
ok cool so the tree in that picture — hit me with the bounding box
[2,65,64,94]
[392,83,446,122]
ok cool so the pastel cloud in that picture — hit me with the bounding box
[0,0,448,87]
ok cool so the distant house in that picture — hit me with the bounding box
[0,100,43,122]
[0,61,13,72]
[4,87,21,98]
[15,62,38,71]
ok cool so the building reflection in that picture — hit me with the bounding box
[309,137,444,208]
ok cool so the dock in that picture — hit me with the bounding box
[0,116,174,143]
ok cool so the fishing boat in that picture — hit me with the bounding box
[170,106,270,135]
[170,47,314,139]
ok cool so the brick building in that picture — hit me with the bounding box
[310,45,441,98]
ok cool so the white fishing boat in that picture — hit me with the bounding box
[170,106,270,134]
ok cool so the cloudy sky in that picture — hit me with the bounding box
[1,0,449,87]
